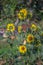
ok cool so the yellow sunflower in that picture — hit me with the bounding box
[7,23,15,32]
[19,45,27,54]
[31,24,37,31]
[18,26,22,33]
[27,34,34,43]
[18,9,28,20]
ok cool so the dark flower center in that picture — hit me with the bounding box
[29,36,33,40]
[22,47,25,50]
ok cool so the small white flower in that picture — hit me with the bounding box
[3,33,8,38]
[23,40,26,45]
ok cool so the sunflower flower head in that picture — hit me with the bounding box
[19,45,27,54]
[31,24,37,31]
[27,34,34,43]
[7,23,15,32]
[17,9,28,20]
[18,26,22,33]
